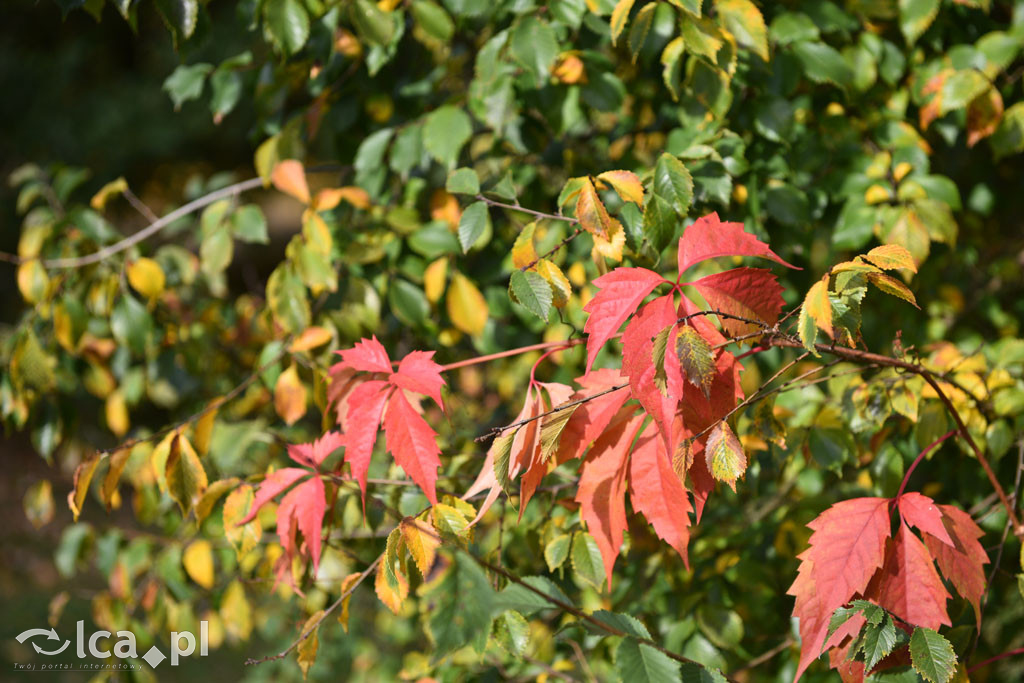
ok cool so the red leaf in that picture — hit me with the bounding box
[384,390,442,505]
[239,467,309,524]
[556,369,631,464]
[391,350,446,409]
[336,336,392,374]
[520,382,575,511]
[287,430,345,469]
[582,267,665,373]
[922,504,988,624]
[575,408,644,588]
[341,380,391,505]
[897,492,953,547]
[277,475,327,573]
[677,211,797,276]
[689,267,786,337]
[622,294,679,454]
[509,385,543,480]
[628,421,692,567]
[788,497,890,681]
[875,522,951,630]
[685,435,716,522]
[677,296,744,428]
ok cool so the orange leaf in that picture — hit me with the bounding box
[271,160,311,204]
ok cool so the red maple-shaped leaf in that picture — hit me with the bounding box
[676,212,797,276]
[340,380,391,503]
[575,407,645,587]
[921,504,988,624]
[287,430,345,468]
[788,497,890,681]
[874,522,951,630]
[239,467,309,525]
[391,350,445,409]
[897,492,954,546]
[330,338,447,507]
[582,267,665,373]
[277,475,327,573]
[689,267,786,337]
[384,390,442,505]
[622,294,679,453]
[335,335,393,374]
[628,421,692,568]
[556,369,631,464]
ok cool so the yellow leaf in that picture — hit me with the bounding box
[68,453,100,521]
[512,222,540,269]
[567,261,587,286]
[195,478,239,525]
[289,326,334,352]
[338,572,362,633]
[429,188,462,230]
[424,257,449,304]
[105,390,130,437]
[592,219,626,262]
[183,539,216,589]
[446,272,489,336]
[192,402,219,456]
[165,433,209,515]
[127,257,166,300]
[864,244,918,273]
[706,422,747,491]
[535,259,572,308]
[302,210,333,254]
[867,272,919,308]
[17,260,49,304]
[892,161,913,183]
[715,0,769,61]
[804,275,833,338]
[375,552,409,614]
[296,611,323,680]
[220,580,253,642]
[596,169,644,205]
[90,177,128,211]
[275,364,308,425]
[553,53,586,84]
[400,517,440,576]
[223,485,262,559]
[610,0,635,45]
[864,184,891,204]
[575,178,616,238]
[271,160,311,204]
[101,448,132,511]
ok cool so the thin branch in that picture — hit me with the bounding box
[442,339,583,371]
[730,637,794,676]
[968,646,1024,674]
[475,383,629,442]
[476,195,579,225]
[520,227,584,272]
[123,186,160,224]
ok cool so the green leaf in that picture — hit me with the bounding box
[539,403,578,463]
[571,531,605,591]
[494,576,573,616]
[653,153,694,216]
[510,17,559,88]
[266,264,311,333]
[111,295,153,355]
[457,201,489,252]
[154,0,199,40]
[231,205,269,244]
[492,610,530,655]
[200,225,233,276]
[424,105,473,169]
[899,0,939,45]
[412,0,454,43]
[769,12,819,45]
[661,37,685,101]
[910,627,957,683]
[388,279,430,327]
[591,610,651,638]
[492,431,516,494]
[264,0,310,55]
[610,0,635,46]
[628,3,657,61]
[163,63,212,110]
[680,663,728,683]
[421,553,496,659]
[642,193,676,252]
[350,0,395,46]
[793,41,853,89]
[676,325,714,398]
[447,167,480,195]
[861,614,897,672]
[716,0,769,61]
[616,639,681,683]
[509,270,553,321]
[544,534,571,572]
[990,102,1024,160]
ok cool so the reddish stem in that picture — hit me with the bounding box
[440,339,583,371]
[968,647,1024,674]
[895,430,957,500]
[530,347,563,384]
[735,346,768,361]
